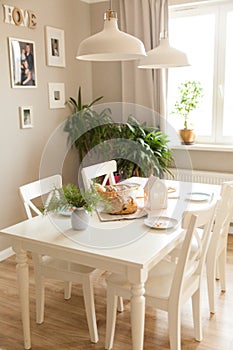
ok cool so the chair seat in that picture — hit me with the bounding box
[107,257,199,302]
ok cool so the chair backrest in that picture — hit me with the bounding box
[81,160,117,190]
[182,200,217,269]
[19,174,62,219]
[170,201,217,304]
[221,180,233,194]
[207,183,233,256]
[221,180,233,221]
[170,214,198,302]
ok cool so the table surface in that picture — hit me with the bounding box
[0,178,221,350]
[1,179,220,267]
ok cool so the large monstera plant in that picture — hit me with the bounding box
[64,87,173,179]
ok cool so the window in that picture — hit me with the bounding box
[167,1,233,145]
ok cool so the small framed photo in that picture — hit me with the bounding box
[20,106,33,128]
[45,26,66,67]
[48,83,65,109]
[8,38,37,88]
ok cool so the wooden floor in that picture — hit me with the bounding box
[0,236,233,350]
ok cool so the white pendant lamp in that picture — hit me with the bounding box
[138,0,190,69]
[76,9,146,62]
[138,31,190,69]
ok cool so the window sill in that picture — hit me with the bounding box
[171,143,233,152]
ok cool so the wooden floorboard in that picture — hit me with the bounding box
[0,236,233,349]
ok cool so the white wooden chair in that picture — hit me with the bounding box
[81,160,124,312]
[105,202,217,350]
[169,183,233,314]
[206,182,233,313]
[81,160,117,190]
[19,174,98,343]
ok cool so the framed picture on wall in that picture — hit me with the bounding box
[8,38,37,88]
[48,82,65,109]
[45,26,66,67]
[20,106,33,128]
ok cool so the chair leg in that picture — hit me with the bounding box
[192,288,202,341]
[105,288,118,350]
[218,248,227,292]
[117,296,124,312]
[82,276,98,343]
[168,305,181,350]
[64,281,72,299]
[34,271,45,324]
[32,254,45,324]
[206,256,216,314]
[215,260,220,280]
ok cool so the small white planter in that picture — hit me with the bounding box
[71,208,89,230]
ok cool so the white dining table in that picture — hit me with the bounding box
[0,179,221,350]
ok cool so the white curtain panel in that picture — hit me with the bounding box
[119,0,167,127]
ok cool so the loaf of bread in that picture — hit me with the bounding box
[107,195,138,215]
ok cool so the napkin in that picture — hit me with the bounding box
[97,208,148,222]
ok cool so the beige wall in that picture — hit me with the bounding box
[175,150,233,173]
[0,0,93,228]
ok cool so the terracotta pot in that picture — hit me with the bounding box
[71,208,89,230]
[179,129,195,145]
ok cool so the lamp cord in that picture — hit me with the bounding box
[161,0,168,39]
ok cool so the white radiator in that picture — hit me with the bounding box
[164,168,233,233]
[164,168,233,186]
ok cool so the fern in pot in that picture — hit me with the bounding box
[44,183,100,230]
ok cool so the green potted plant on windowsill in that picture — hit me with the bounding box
[44,183,101,230]
[172,80,203,145]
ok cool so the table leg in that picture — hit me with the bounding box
[130,283,145,350]
[14,246,31,349]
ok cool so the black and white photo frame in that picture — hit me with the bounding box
[48,83,65,109]
[20,106,33,128]
[45,26,66,67]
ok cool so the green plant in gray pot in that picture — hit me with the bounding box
[44,183,100,230]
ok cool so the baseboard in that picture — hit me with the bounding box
[0,247,14,262]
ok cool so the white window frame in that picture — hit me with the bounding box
[168,0,233,145]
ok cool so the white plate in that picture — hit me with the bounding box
[186,192,211,202]
[144,216,178,230]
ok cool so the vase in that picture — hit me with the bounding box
[179,129,195,145]
[71,208,89,231]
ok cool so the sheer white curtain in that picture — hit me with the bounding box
[119,0,167,127]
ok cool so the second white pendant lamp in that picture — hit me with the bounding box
[138,0,190,69]
[138,31,190,69]
[76,9,146,61]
